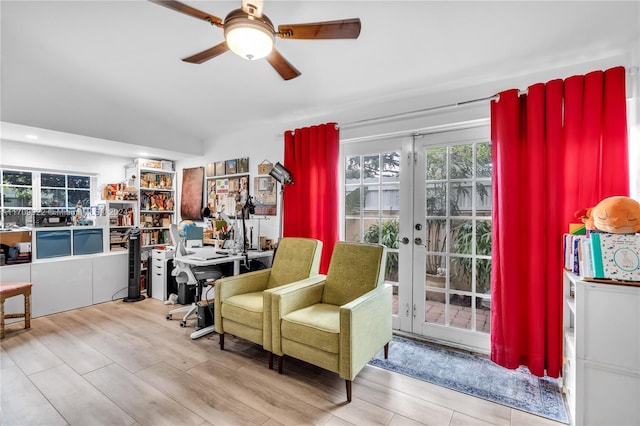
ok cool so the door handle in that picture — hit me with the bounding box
[400,237,410,245]
[414,237,422,245]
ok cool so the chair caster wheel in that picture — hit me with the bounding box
[166,314,172,320]
[180,321,187,327]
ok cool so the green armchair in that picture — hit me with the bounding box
[270,241,392,402]
[214,237,322,367]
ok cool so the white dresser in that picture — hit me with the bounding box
[563,270,640,425]
[150,248,174,301]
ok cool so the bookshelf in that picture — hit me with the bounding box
[125,163,176,248]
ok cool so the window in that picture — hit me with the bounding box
[344,151,401,282]
[1,170,33,227]
[40,173,91,211]
[1,168,93,228]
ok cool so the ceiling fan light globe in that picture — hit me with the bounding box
[224,15,274,60]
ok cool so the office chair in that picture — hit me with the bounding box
[166,224,223,327]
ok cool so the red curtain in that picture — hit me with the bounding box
[490,66,629,378]
[283,123,340,273]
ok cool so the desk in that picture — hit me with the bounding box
[176,248,273,339]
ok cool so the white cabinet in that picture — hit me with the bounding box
[31,257,93,317]
[92,252,128,303]
[149,248,174,301]
[125,164,175,248]
[563,271,640,425]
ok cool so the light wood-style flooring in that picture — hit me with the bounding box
[1,298,564,426]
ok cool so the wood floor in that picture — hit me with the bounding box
[1,298,564,426]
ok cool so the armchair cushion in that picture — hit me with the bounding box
[220,291,264,330]
[281,303,340,354]
[322,242,385,306]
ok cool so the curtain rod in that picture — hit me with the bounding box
[341,94,498,129]
[342,67,638,130]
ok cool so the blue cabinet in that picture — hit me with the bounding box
[36,230,71,259]
[73,228,104,255]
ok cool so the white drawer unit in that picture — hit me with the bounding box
[150,249,174,301]
[563,271,640,425]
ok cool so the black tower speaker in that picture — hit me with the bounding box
[123,228,145,302]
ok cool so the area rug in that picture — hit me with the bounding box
[369,336,569,424]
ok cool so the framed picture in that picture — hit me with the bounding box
[206,174,249,217]
[254,176,277,215]
[215,161,226,176]
[205,162,216,178]
[237,157,249,174]
[180,166,204,220]
[226,159,237,175]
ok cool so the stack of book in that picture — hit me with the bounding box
[564,231,640,282]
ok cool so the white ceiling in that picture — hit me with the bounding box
[1,1,639,160]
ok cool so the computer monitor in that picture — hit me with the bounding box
[185,225,203,248]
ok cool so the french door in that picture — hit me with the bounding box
[343,124,492,353]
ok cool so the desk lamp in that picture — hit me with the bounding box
[269,162,293,245]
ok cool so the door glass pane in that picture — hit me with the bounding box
[426,183,446,216]
[386,251,399,282]
[345,187,361,215]
[426,147,446,180]
[381,184,399,213]
[476,220,492,255]
[476,258,492,294]
[476,142,492,178]
[345,156,361,184]
[476,181,492,216]
[449,181,473,216]
[476,297,491,333]
[425,219,446,276]
[450,219,472,254]
[449,145,473,179]
[425,290,445,325]
[382,152,400,183]
[450,256,471,292]
[363,185,380,216]
[363,154,380,184]
[449,293,472,330]
[345,218,361,242]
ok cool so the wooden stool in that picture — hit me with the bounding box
[0,282,32,339]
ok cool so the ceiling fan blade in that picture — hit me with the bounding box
[277,18,361,39]
[149,0,223,26]
[265,49,301,80]
[182,42,229,64]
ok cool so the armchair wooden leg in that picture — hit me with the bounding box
[277,355,283,374]
[345,380,352,403]
[384,342,389,359]
[268,352,273,369]
[219,333,225,350]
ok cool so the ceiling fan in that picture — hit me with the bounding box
[150,0,362,80]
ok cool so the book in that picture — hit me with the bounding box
[578,237,594,279]
[590,232,640,281]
